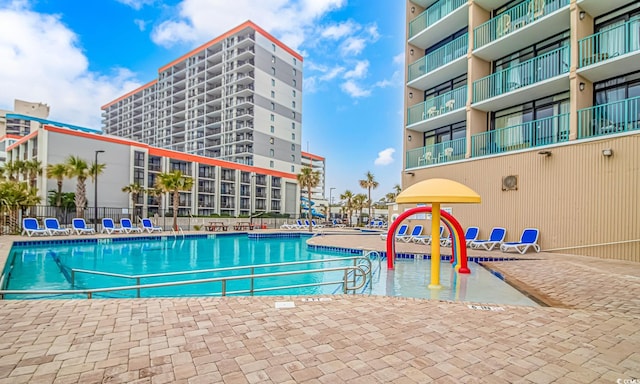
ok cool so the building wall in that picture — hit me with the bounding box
[400,134,640,262]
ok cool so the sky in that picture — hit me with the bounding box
[0,0,406,202]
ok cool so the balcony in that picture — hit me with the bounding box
[407,86,467,132]
[577,19,640,83]
[577,97,640,140]
[473,0,570,61]
[471,113,569,157]
[408,0,469,50]
[407,33,468,90]
[472,46,569,111]
[406,137,466,168]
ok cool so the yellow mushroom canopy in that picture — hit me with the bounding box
[396,178,481,204]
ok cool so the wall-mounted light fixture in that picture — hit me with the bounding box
[579,82,585,91]
[406,171,415,176]
[602,148,613,157]
[410,49,414,56]
[538,150,552,157]
[409,92,413,99]
[407,135,412,141]
[579,11,586,20]
[411,6,415,13]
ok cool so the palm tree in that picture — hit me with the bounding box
[0,181,41,233]
[359,171,379,223]
[155,170,194,231]
[2,160,24,182]
[122,183,145,219]
[340,190,354,227]
[353,193,367,226]
[24,159,42,190]
[297,167,321,232]
[46,163,68,207]
[66,156,105,218]
[385,184,402,203]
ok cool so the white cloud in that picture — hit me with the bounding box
[320,66,345,81]
[374,148,395,166]
[134,19,148,31]
[340,80,370,98]
[393,52,404,65]
[340,37,366,56]
[321,20,357,40]
[0,3,142,128]
[115,0,156,10]
[344,60,368,79]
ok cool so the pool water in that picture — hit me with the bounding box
[3,235,537,306]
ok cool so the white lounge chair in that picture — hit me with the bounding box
[441,226,479,247]
[44,218,71,236]
[381,224,409,241]
[72,218,96,235]
[413,226,443,245]
[470,227,506,251]
[400,225,424,243]
[22,218,49,237]
[101,218,126,234]
[500,228,540,254]
[280,221,296,229]
[141,218,162,233]
[120,218,143,233]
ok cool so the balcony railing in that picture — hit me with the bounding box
[408,0,467,39]
[474,0,569,49]
[578,18,640,68]
[472,46,569,103]
[577,97,640,139]
[407,86,467,125]
[471,113,570,157]
[408,34,468,82]
[406,137,466,168]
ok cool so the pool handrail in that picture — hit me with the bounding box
[1,256,372,299]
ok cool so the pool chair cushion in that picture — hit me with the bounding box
[470,227,506,251]
[72,218,96,235]
[500,228,540,254]
[44,218,71,236]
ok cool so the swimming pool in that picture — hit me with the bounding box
[1,234,537,306]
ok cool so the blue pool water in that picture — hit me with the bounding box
[2,235,537,306]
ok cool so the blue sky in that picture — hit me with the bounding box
[0,0,405,201]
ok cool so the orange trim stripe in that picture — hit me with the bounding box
[301,151,325,161]
[101,80,158,110]
[159,20,303,73]
[0,134,22,141]
[41,125,297,180]
[7,130,39,151]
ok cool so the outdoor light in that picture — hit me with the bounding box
[406,171,415,176]
[579,82,585,91]
[411,6,415,13]
[579,11,585,20]
[409,92,413,99]
[407,135,412,141]
[538,150,551,157]
[602,148,613,157]
[410,49,414,56]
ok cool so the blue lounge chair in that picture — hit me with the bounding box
[380,224,409,241]
[470,227,506,251]
[141,218,162,233]
[120,218,143,233]
[21,218,49,237]
[72,218,96,235]
[101,218,126,234]
[400,225,424,243]
[413,226,443,245]
[44,218,71,236]
[500,228,540,254]
[441,226,479,247]
[331,219,345,228]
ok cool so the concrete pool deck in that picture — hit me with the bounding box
[0,230,638,383]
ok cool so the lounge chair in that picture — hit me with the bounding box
[470,227,506,251]
[380,224,409,241]
[500,228,540,254]
[101,218,126,234]
[413,226,444,245]
[120,218,143,233]
[279,221,296,229]
[441,226,479,247]
[331,219,346,228]
[141,218,162,233]
[311,220,324,229]
[22,218,49,237]
[72,218,96,235]
[44,218,71,236]
[399,225,423,243]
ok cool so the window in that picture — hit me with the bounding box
[272,67,276,75]
[293,79,296,87]
[292,101,296,108]
[271,79,275,86]
[270,160,275,168]
[291,133,295,140]
[272,43,276,52]
[293,58,297,65]
[270,137,274,144]
[271,91,275,98]
[270,125,275,133]
[293,68,296,76]
[270,149,274,157]
[271,102,275,110]
[271,55,276,63]
[292,122,295,129]
[291,155,295,162]
[270,114,275,121]
[292,111,296,119]
[291,143,295,150]
[291,165,295,172]
[292,90,296,97]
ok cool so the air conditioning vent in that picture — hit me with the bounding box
[502,175,518,191]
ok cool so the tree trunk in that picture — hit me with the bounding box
[173,190,179,231]
[75,178,87,218]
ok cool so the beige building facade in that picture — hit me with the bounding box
[404,0,640,261]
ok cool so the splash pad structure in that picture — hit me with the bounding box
[386,178,481,289]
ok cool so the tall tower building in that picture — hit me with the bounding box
[102,20,303,175]
[404,0,640,261]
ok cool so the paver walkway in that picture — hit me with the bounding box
[0,231,638,383]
